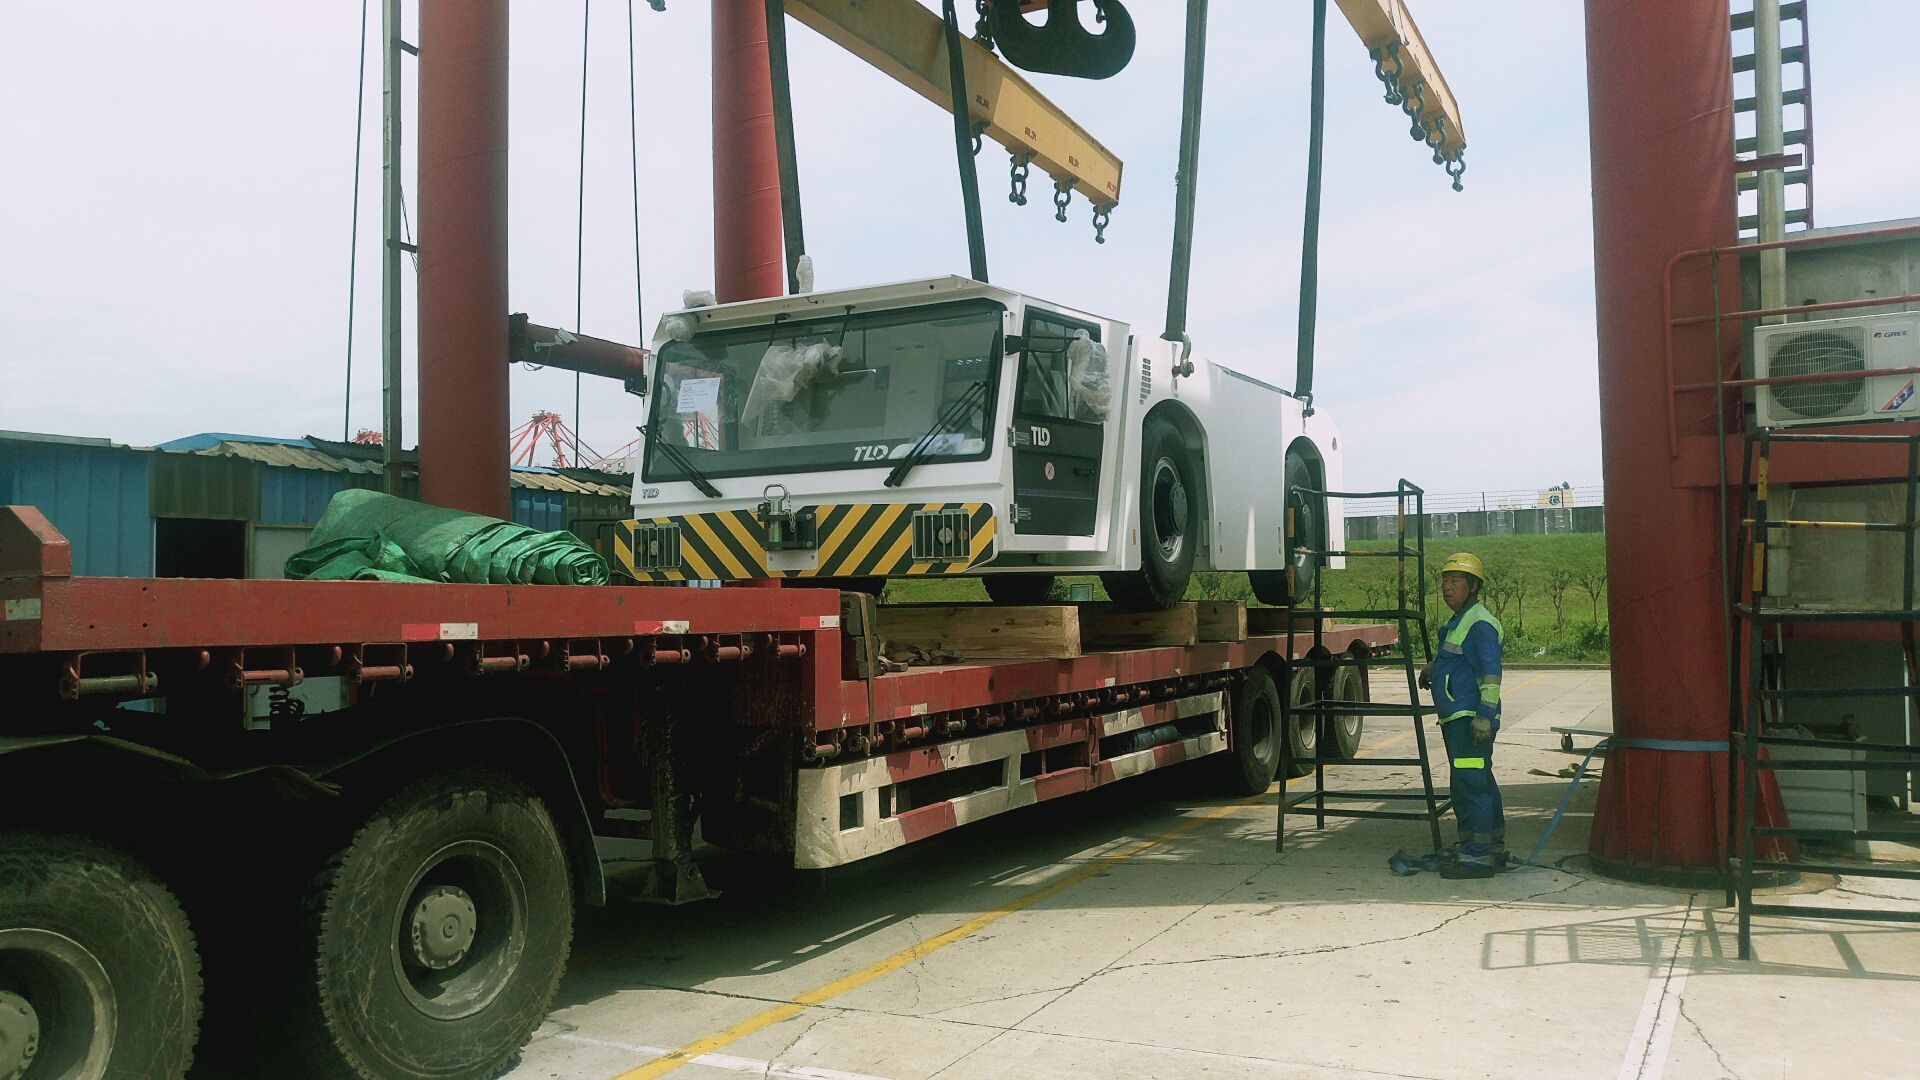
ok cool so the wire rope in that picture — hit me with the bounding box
[343,0,370,441]
[573,0,592,466]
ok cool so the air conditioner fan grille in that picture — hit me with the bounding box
[1767,328,1867,419]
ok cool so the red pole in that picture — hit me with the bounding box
[712,0,784,303]
[418,0,512,518]
[1583,0,1736,877]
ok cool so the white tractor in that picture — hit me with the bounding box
[620,276,1343,609]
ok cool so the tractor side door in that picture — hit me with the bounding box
[1010,310,1106,535]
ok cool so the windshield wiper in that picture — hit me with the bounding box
[884,379,989,489]
[640,423,723,498]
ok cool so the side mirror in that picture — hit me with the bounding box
[1004,334,1025,354]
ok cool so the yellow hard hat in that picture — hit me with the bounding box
[1441,552,1486,582]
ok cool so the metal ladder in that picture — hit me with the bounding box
[1732,0,1816,238]
[1276,480,1450,853]
[1726,429,1920,958]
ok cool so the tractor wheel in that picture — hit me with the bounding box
[1283,667,1319,778]
[1324,662,1368,761]
[983,574,1056,604]
[1212,666,1283,796]
[1103,414,1200,611]
[1250,448,1327,607]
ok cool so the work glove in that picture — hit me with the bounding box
[1471,716,1493,744]
[1417,663,1432,691]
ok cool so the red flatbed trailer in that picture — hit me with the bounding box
[0,505,1395,1078]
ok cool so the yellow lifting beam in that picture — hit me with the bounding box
[1334,0,1465,160]
[785,0,1124,211]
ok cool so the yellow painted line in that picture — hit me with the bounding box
[714,511,771,576]
[837,503,908,576]
[684,516,751,580]
[612,671,1560,1078]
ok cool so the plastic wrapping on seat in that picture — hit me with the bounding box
[740,341,846,426]
[1066,329,1112,420]
[284,490,610,586]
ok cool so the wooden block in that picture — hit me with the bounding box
[1246,608,1334,635]
[840,592,882,680]
[875,604,1081,660]
[1079,602,1199,650]
[1194,600,1247,642]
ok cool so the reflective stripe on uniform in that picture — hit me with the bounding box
[1444,602,1504,649]
[1452,756,1486,770]
[1440,710,1477,723]
[1479,679,1501,706]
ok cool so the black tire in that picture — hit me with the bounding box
[1103,414,1200,611]
[1249,448,1326,607]
[1213,666,1282,796]
[1324,662,1367,760]
[983,574,1056,604]
[0,831,202,1080]
[287,770,573,1080]
[1283,667,1318,778]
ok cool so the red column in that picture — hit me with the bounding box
[1583,0,1736,876]
[712,0,784,303]
[418,0,512,518]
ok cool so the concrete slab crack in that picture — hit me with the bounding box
[1676,994,1741,1080]
[1102,876,1588,972]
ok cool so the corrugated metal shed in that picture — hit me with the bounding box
[0,431,153,576]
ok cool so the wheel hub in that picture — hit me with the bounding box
[409,885,478,971]
[1152,459,1188,559]
[0,991,38,1080]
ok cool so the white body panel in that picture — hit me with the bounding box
[631,277,1344,576]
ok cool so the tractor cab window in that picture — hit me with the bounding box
[644,299,1002,482]
[1017,312,1109,424]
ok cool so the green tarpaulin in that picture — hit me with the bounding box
[285,489,610,586]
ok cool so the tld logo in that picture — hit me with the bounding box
[1029,425,1052,447]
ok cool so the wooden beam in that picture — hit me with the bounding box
[1247,607,1336,635]
[877,604,1082,659]
[786,0,1124,209]
[1194,600,1247,642]
[1079,603,1199,650]
[1333,0,1465,159]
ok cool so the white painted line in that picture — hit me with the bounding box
[556,1032,892,1080]
[1617,899,1694,1080]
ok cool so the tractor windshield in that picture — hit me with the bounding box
[643,299,1002,482]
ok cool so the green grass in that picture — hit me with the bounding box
[883,532,1612,663]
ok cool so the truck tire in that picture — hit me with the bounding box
[0,831,202,1080]
[1249,449,1326,607]
[1213,666,1282,796]
[1103,414,1199,610]
[983,574,1055,604]
[288,770,572,1080]
[1325,663,1367,760]
[1283,667,1318,778]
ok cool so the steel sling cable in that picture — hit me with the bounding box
[343,0,370,440]
[573,0,593,466]
[627,0,646,364]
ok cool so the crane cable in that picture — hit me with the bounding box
[628,0,647,364]
[573,0,592,467]
[343,0,370,441]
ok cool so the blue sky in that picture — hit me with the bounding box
[3,2,1916,496]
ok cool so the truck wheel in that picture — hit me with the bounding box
[1248,449,1326,607]
[1284,667,1318,778]
[1103,414,1199,610]
[1213,666,1282,796]
[983,574,1055,604]
[0,832,202,1080]
[1324,663,1367,760]
[290,770,572,1080]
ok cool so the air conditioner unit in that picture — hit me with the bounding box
[1753,312,1920,428]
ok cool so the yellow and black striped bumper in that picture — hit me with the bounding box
[616,502,996,582]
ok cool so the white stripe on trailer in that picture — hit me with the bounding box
[401,622,479,640]
[1095,691,1223,738]
[3,598,41,621]
[795,695,1228,869]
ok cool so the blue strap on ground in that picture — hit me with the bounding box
[1515,736,1729,872]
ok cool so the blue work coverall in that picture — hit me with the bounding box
[1430,601,1505,864]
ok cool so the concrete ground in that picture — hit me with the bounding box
[512,671,1920,1080]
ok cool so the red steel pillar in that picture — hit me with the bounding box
[418,0,512,518]
[1583,0,1736,876]
[712,1,784,303]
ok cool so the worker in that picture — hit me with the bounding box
[1420,551,1505,879]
